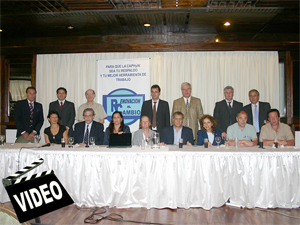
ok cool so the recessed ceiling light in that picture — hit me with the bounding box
[224,22,230,26]
[0,29,2,32]
[144,23,151,27]
[67,26,74,29]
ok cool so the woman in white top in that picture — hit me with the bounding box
[132,115,155,146]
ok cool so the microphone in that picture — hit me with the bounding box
[39,143,51,148]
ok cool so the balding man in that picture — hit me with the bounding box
[227,111,258,147]
[76,89,107,124]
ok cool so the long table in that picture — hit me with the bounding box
[1,143,300,210]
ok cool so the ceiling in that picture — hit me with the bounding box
[1,0,299,43]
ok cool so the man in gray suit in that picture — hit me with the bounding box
[49,87,76,136]
[213,86,243,138]
[243,89,271,139]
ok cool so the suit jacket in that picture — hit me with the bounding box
[103,125,131,145]
[49,100,76,136]
[132,129,155,146]
[140,99,170,134]
[243,101,271,131]
[74,121,104,145]
[196,129,223,146]
[14,99,44,137]
[213,99,243,133]
[160,126,194,145]
[172,96,203,141]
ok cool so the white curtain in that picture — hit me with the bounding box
[36,52,279,141]
[9,80,31,101]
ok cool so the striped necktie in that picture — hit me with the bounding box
[83,124,89,145]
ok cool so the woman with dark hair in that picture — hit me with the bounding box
[197,114,223,146]
[103,111,130,145]
[44,110,68,144]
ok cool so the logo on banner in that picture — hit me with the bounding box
[103,88,144,125]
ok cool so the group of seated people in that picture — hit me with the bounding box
[45,107,295,148]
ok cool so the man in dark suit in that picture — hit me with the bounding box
[160,111,193,146]
[213,86,243,138]
[243,89,271,139]
[140,84,170,133]
[74,108,104,145]
[49,87,76,136]
[14,87,44,143]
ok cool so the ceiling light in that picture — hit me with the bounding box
[215,38,219,42]
[67,26,74,29]
[224,22,230,26]
[0,29,2,32]
[144,23,151,27]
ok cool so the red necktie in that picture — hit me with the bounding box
[153,102,157,128]
[60,102,63,125]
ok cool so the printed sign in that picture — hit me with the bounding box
[98,58,150,131]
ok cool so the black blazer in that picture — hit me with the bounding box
[213,99,243,133]
[160,126,194,145]
[49,100,76,136]
[14,99,44,137]
[74,121,104,145]
[140,99,170,134]
[243,101,271,130]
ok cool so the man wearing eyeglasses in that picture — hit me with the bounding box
[74,108,104,146]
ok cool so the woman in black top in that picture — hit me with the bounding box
[44,110,68,144]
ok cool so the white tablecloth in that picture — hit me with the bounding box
[1,143,300,209]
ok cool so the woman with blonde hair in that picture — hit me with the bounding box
[132,115,155,146]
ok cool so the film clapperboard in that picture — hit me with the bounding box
[2,158,74,223]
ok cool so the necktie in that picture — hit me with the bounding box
[254,105,259,131]
[60,102,63,125]
[84,124,89,145]
[228,102,232,114]
[152,102,157,128]
[228,102,232,125]
[29,102,33,127]
[186,99,189,127]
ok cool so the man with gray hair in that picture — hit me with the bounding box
[74,108,104,146]
[76,89,107,124]
[160,111,194,146]
[213,86,243,138]
[172,82,203,143]
[243,89,271,139]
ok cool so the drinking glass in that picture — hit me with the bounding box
[68,137,74,146]
[90,137,95,147]
[224,137,229,149]
[0,135,5,146]
[36,135,41,143]
[34,134,40,145]
[215,136,221,148]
